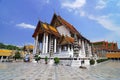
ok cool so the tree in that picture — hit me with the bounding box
[13,51,21,60]
[0,43,5,49]
[0,42,20,50]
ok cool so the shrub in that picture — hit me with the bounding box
[35,55,41,61]
[45,56,48,64]
[97,59,109,63]
[54,57,60,64]
[13,51,22,60]
[90,59,95,65]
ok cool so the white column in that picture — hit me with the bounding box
[71,46,73,57]
[59,46,61,54]
[79,39,82,57]
[54,38,56,53]
[49,35,51,53]
[37,41,40,54]
[82,40,85,57]
[36,35,39,54]
[87,43,89,57]
[68,45,70,52]
[33,35,38,54]
[88,43,92,57]
[33,38,36,54]
[45,34,48,53]
[1,56,3,61]
[42,33,45,54]
[79,39,82,46]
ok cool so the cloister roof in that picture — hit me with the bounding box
[0,49,12,56]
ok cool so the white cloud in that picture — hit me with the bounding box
[61,0,86,16]
[95,0,107,9]
[88,14,120,34]
[46,0,50,4]
[80,11,85,16]
[61,0,86,10]
[87,14,120,47]
[16,23,35,29]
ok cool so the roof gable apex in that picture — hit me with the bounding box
[32,21,43,37]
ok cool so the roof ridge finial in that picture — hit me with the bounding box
[53,8,57,16]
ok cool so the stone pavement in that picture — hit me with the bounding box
[0,60,120,80]
[0,61,94,80]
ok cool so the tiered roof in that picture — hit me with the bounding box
[92,41,118,51]
[32,21,60,37]
[50,13,90,42]
[33,13,90,43]
[59,35,74,45]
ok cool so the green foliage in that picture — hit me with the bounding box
[45,56,48,62]
[90,59,95,65]
[0,43,5,49]
[97,59,109,63]
[0,42,20,50]
[54,57,60,64]
[34,55,41,61]
[13,51,21,59]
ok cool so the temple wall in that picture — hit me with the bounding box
[57,25,70,36]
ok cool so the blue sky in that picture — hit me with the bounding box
[0,0,120,48]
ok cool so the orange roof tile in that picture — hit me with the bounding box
[49,25,57,32]
[106,53,120,58]
[32,21,60,38]
[0,49,12,56]
[42,23,49,30]
[24,45,34,50]
[59,35,74,45]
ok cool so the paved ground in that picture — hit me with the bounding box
[0,60,120,80]
[0,61,94,80]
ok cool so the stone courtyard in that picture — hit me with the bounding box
[0,60,120,80]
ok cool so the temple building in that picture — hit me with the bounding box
[32,13,92,58]
[92,41,118,57]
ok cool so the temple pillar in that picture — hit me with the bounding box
[1,56,3,62]
[86,43,89,57]
[59,46,61,54]
[79,39,82,56]
[54,38,56,53]
[82,40,85,57]
[33,38,36,54]
[49,35,51,53]
[36,35,39,54]
[33,35,38,54]
[71,46,73,57]
[42,33,45,54]
[45,34,48,53]
[88,43,92,57]
[37,40,40,54]
[68,45,70,52]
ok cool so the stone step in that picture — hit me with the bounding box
[71,60,81,66]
